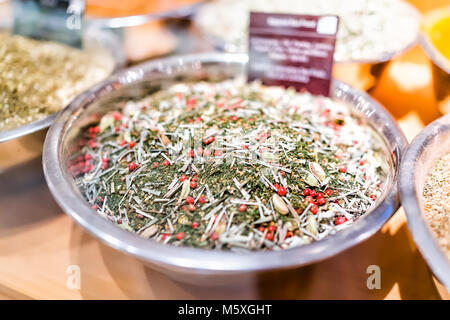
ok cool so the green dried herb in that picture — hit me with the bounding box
[71,78,388,251]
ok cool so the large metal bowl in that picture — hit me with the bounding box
[43,53,407,284]
[399,114,450,297]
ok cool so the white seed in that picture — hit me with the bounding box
[306,216,318,235]
[179,179,190,200]
[140,225,158,238]
[309,161,326,182]
[272,193,289,215]
[305,172,320,187]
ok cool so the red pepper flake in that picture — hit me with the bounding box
[229,115,239,121]
[304,188,311,196]
[101,159,109,170]
[310,205,319,214]
[163,159,170,166]
[186,196,194,204]
[203,136,215,144]
[198,195,207,204]
[188,204,196,212]
[113,112,123,121]
[305,196,314,204]
[277,186,287,196]
[310,190,317,198]
[359,159,366,165]
[190,180,197,189]
[186,97,196,110]
[128,162,137,171]
[325,189,333,196]
[120,140,127,146]
[162,233,170,241]
[117,219,122,224]
[85,154,92,161]
[239,204,247,212]
[286,231,293,238]
[317,198,326,206]
[210,232,218,241]
[88,140,97,149]
[370,195,377,201]
[268,225,276,232]
[203,149,211,157]
[153,162,159,168]
[180,175,188,182]
[189,149,195,158]
[258,226,265,232]
[91,205,98,210]
[336,216,348,225]
[339,165,347,173]
[316,192,324,199]
[128,141,136,148]
[214,150,223,157]
[266,233,274,241]
[176,232,184,240]
[191,221,199,229]
[195,117,203,122]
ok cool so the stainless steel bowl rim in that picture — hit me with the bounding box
[399,114,450,289]
[43,53,406,274]
[0,27,126,143]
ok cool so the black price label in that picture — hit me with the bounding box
[248,12,339,97]
[13,0,85,48]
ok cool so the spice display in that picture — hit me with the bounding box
[423,152,450,258]
[195,0,419,62]
[0,32,114,132]
[71,78,388,251]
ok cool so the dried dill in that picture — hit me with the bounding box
[70,78,388,251]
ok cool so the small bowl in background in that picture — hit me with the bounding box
[400,114,450,298]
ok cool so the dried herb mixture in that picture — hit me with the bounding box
[0,32,114,132]
[71,78,388,251]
